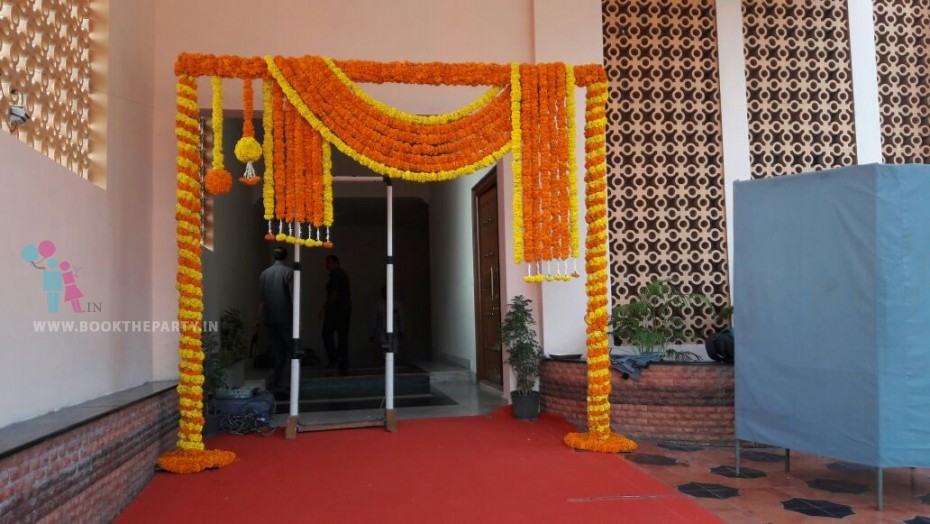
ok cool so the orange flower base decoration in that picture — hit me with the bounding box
[563,431,638,453]
[156,449,237,474]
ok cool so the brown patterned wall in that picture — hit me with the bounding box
[602,0,730,340]
[873,0,930,164]
[741,0,857,178]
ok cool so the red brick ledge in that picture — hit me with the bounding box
[540,359,734,445]
[0,383,178,522]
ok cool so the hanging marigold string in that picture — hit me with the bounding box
[262,79,275,240]
[510,63,524,264]
[563,80,636,454]
[284,98,297,229]
[322,140,334,248]
[204,77,232,195]
[520,64,537,278]
[159,74,236,474]
[293,106,307,236]
[236,79,263,185]
[565,64,580,268]
[273,83,287,241]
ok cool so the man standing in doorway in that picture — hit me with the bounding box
[321,255,351,374]
[256,247,294,391]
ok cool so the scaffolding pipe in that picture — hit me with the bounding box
[385,177,397,431]
[286,238,301,439]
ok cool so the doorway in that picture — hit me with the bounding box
[472,168,503,388]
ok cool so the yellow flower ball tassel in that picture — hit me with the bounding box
[261,79,276,240]
[563,77,636,454]
[204,77,233,195]
[236,78,262,186]
[158,74,236,474]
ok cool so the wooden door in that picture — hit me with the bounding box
[473,169,503,387]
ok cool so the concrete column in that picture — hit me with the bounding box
[847,0,883,164]
[715,0,753,293]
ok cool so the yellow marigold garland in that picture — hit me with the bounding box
[563,80,636,454]
[323,56,503,125]
[322,139,334,248]
[565,65,580,261]
[510,63,524,264]
[205,77,232,195]
[261,79,275,237]
[266,56,511,183]
[159,74,236,473]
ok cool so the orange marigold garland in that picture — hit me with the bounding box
[273,83,287,241]
[236,79,262,185]
[204,77,233,195]
[159,74,236,474]
[563,80,636,454]
[284,98,297,240]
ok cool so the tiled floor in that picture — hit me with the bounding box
[625,442,930,523]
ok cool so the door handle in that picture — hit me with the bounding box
[489,266,496,301]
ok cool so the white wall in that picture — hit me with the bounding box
[427,169,490,370]
[0,0,156,427]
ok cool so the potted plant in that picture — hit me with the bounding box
[609,279,708,361]
[501,295,544,420]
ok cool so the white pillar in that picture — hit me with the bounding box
[384,178,397,431]
[847,0,883,164]
[715,0,753,293]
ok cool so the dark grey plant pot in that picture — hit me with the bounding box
[511,391,540,420]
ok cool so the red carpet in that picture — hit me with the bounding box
[119,409,721,523]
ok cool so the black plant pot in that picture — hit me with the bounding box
[511,391,540,420]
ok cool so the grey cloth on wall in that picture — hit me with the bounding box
[733,164,930,468]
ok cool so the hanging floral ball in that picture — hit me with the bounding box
[264,233,275,241]
[204,169,233,195]
[275,233,286,242]
[323,241,333,249]
[234,136,263,163]
[238,176,262,186]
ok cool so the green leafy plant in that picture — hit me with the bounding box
[609,279,709,361]
[220,308,248,365]
[500,295,543,395]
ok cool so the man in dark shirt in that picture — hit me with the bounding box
[256,247,294,390]
[321,255,351,374]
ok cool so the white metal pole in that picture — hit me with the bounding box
[385,178,396,431]
[286,239,301,438]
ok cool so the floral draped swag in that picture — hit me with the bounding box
[161,53,633,474]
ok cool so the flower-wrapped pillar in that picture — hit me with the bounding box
[563,71,636,453]
[157,74,236,474]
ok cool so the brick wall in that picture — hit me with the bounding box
[540,360,734,445]
[0,390,178,523]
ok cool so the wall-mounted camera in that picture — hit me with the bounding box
[6,89,31,132]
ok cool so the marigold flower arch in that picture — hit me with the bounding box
[161,53,633,474]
